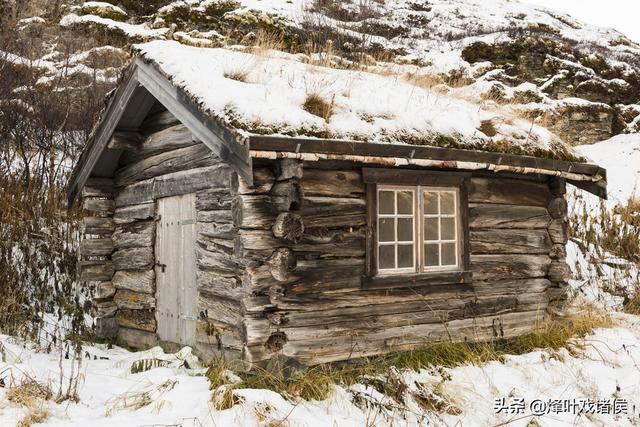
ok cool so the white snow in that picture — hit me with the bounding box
[2,314,640,426]
[60,13,167,39]
[135,40,579,159]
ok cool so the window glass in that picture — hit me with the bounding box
[377,186,460,274]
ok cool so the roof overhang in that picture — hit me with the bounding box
[66,57,253,207]
[68,55,607,206]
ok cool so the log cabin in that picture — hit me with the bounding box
[67,40,607,367]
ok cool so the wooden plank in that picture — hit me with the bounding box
[116,309,156,332]
[113,270,155,294]
[83,197,115,215]
[299,196,366,228]
[470,229,552,254]
[469,203,551,229]
[471,254,551,281]
[230,167,275,195]
[114,289,156,309]
[81,217,115,235]
[107,131,141,151]
[547,218,569,244]
[248,135,605,178]
[118,327,158,349]
[82,178,115,198]
[135,58,253,185]
[114,202,155,223]
[362,167,470,186]
[362,271,472,290]
[196,188,234,210]
[115,164,232,207]
[80,238,114,257]
[112,221,154,249]
[472,278,551,296]
[79,260,114,282]
[120,124,196,164]
[468,177,550,206]
[140,109,181,134]
[301,168,364,197]
[115,143,217,187]
[197,270,245,301]
[112,247,154,270]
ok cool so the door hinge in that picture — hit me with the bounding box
[155,261,167,272]
[180,315,197,321]
[178,219,195,226]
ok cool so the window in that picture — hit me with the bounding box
[363,168,471,288]
[377,186,460,274]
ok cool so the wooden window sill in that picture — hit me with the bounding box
[361,270,472,290]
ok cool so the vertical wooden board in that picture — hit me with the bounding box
[155,193,197,346]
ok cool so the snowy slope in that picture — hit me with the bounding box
[2,314,640,426]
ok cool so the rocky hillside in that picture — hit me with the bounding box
[1,0,639,148]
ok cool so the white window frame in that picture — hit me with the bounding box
[376,185,461,275]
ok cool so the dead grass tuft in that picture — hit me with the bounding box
[303,92,335,122]
[479,119,498,137]
[7,378,53,427]
[223,70,249,82]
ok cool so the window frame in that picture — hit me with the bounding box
[363,168,472,289]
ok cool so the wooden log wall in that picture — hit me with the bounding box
[80,178,117,339]
[235,161,566,366]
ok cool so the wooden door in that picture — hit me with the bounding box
[156,193,197,346]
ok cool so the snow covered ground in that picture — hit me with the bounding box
[1,313,640,426]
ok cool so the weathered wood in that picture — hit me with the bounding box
[140,109,181,134]
[83,197,115,215]
[547,197,568,219]
[232,195,278,229]
[198,295,243,325]
[79,260,114,282]
[472,278,551,296]
[107,131,141,151]
[301,169,363,197]
[549,177,566,196]
[113,270,155,294]
[122,123,196,164]
[82,217,115,235]
[116,165,232,207]
[299,196,366,228]
[272,213,304,242]
[277,159,303,181]
[197,270,245,300]
[95,317,118,339]
[363,168,469,186]
[196,188,233,211]
[116,309,156,333]
[547,218,569,244]
[93,281,116,300]
[92,300,117,318]
[112,247,154,270]
[118,327,158,349]
[549,244,567,260]
[470,229,552,254]
[195,320,243,350]
[82,178,115,198]
[112,221,154,249]
[270,180,304,211]
[471,254,550,281]
[468,177,550,206]
[362,271,472,290]
[469,203,551,229]
[198,219,236,240]
[231,167,275,195]
[548,260,571,282]
[115,143,217,187]
[114,289,156,310]
[196,242,242,275]
[267,248,296,282]
[236,229,365,259]
[80,238,114,257]
[113,202,155,223]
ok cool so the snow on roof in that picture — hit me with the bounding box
[60,13,167,39]
[135,40,582,161]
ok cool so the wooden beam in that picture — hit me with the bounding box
[134,58,253,186]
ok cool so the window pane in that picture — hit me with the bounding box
[442,242,457,266]
[441,192,455,214]
[379,245,395,269]
[397,244,414,268]
[424,191,438,214]
[424,217,439,241]
[425,243,440,267]
[397,218,413,242]
[379,191,394,214]
[397,191,413,214]
[378,218,395,242]
[441,217,456,240]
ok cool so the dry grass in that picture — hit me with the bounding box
[7,378,53,427]
[206,311,614,409]
[223,70,249,82]
[303,92,335,122]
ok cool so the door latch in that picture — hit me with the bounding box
[155,261,167,273]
